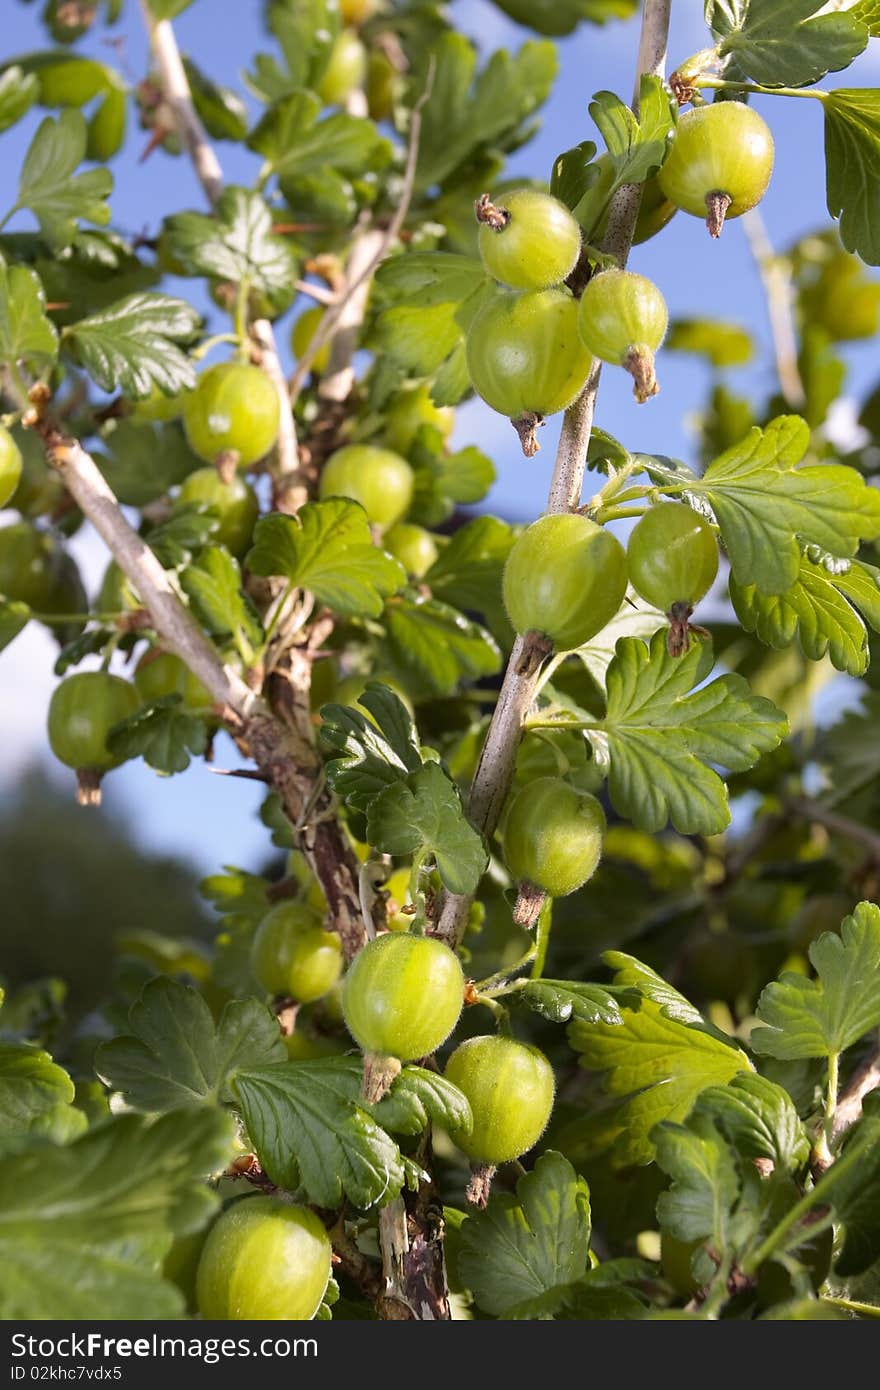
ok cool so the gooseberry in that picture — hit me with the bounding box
[504,775,605,918]
[658,102,774,238]
[290,305,331,376]
[250,901,342,1003]
[317,30,367,105]
[0,426,23,509]
[47,670,140,805]
[175,468,259,557]
[384,522,439,578]
[444,1034,555,1182]
[342,931,464,1100]
[476,188,582,291]
[382,384,455,454]
[134,650,213,711]
[182,361,280,468]
[196,1196,332,1321]
[577,268,668,402]
[626,502,718,654]
[466,289,593,455]
[502,512,627,650]
[319,444,413,530]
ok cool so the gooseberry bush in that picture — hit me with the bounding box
[6,0,880,1327]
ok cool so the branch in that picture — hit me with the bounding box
[288,66,433,405]
[34,415,370,959]
[435,0,673,945]
[141,4,300,493]
[832,1034,880,1143]
[741,208,805,410]
[785,797,880,861]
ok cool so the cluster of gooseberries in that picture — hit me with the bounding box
[466,99,775,443]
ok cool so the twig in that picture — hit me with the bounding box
[831,1035,880,1143]
[29,416,370,959]
[295,279,337,307]
[289,64,434,405]
[434,0,673,946]
[741,208,805,409]
[785,796,880,860]
[141,5,300,493]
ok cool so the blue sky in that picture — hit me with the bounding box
[1,1,878,873]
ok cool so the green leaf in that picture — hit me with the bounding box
[707,0,868,87]
[850,0,880,36]
[424,515,514,635]
[821,691,880,804]
[572,594,665,692]
[0,1109,233,1319]
[247,501,405,620]
[0,598,30,655]
[162,188,297,312]
[373,253,492,404]
[550,139,601,209]
[147,0,195,16]
[586,629,787,835]
[245,0,340,98]
[513,978,627,1026]
[15,109,112,251]
[692,1072,811,1173]
[681,416,880,593]
[411,445,496,527]
[384,594,501,697]
[320,682,423,814]
[457,1152,591,1318]
[96,978,285,1111]
[183,58,248,144]
[589,74,676,187]
[248,90,391,184]
[751,901,880,1060]
[234,1058,406,1209]
[490,0,637,36]
[106,696,209,775]
[412,35,558,191]
[0,65,39,133]
[666,318,753,367]
[0,1041,75,1133]
[97,420,198,508]
[653,1111,743,1247]
[146,506,219,568]
[566,954,751,1167]
[366,761,487,896]
[0,256,59,371]
[64,292,200,399]
[180,546,263,655]
[371,1066,472,1138]
[824,90,880,266]
[730,554,880,676]
[831,1096,880,1276]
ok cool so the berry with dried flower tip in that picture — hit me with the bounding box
[502,512,627,651]
[658,102,774,238]
[578,268,668,402]
[476,188,582,291]
[466,289,593,455]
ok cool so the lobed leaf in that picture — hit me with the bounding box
[96,977,286,1111]
[751,901,880,1060]
[247,501,405,620]
[457,1152,592,1318]
[64,292,200,399]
